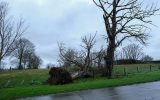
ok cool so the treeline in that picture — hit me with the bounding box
[57,36,155,75]
[0,2,42,70]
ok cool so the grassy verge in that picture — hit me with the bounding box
[1,71,160,100]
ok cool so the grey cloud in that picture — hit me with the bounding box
[2,0,160,67]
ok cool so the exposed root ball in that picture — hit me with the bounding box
[46,67,72,85]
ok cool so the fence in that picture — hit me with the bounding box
[113,64,160,77]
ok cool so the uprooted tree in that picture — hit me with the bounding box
[93,0,159,78]
[58,34,97,78]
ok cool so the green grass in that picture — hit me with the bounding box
[1,64,160,100]
[0,69,49,88]
[114,63,160,75]
[1,71,160,100]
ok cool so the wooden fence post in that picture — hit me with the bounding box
[158,66,160,70]
[124,68,126,76]
[137,67,139,72]
[150,65,152,72]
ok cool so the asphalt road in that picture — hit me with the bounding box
[18,81,160,100]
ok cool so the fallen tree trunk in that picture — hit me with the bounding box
[71,71,94,80]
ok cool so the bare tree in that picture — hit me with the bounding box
[0,2,25,68]
[0,61,6,70]
[58,34,96,72]
[93,0,159,78]
[92,47,106,74]
[58,43,84,70]
[46,63,55,69]
[81,34,96,72]
[11,38,35,69]
[27,53,42,69]
[141,55,153,62]
[22,50,31,68]
[121,44,144,60]
[92,47,104,65]
[11,51,42,69]
[114,49,121,64]
[10,59,19,68]
[58,47,77,68]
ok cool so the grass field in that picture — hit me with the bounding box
[0,64,160,100]
[114,63,160,75]
[0,69,49,89]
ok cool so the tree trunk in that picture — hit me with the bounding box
[0,59,2,69]
[104,39,115,78]
[18,59,23,69]
[18,56,23,70]
[84,48,90,73]
[0,55,3,69]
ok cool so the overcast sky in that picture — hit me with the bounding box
[3,0,160,67]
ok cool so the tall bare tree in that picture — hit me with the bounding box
[0,2,25,68]
[121,44,144,60]
[93,0,159,78]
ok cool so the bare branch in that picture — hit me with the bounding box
[0,2,26,68]
[93,0,159,77]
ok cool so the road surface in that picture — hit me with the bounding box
[18,81,160,100]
